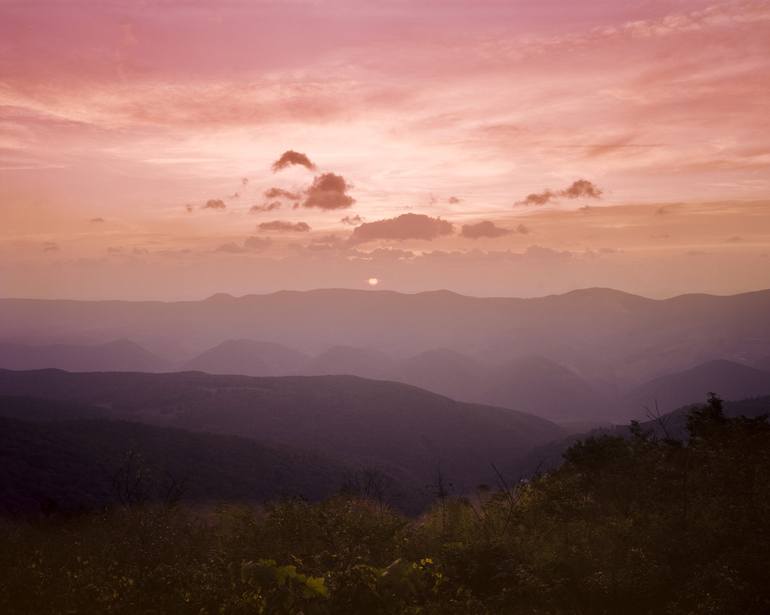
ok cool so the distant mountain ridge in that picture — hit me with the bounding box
[182,339,308,376]
[624,359,770,415]
[2,288,769,393]
[0,340,169,373]
[2,337,768,423]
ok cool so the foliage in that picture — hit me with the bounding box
[1,395,768,614]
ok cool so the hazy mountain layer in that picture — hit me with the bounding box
[2,288,770,390]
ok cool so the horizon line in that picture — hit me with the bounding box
[2,286,770,304]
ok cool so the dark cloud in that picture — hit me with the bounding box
[185,204,194,213]
[264,187,301,200]
[518,190,555,206]
[341,214,363,225]
[203,199,226,210]
[517,179,602,206]
[350,213,454,244]
[42,241,59,252]
[228,192,240,199]
[90,217,105,223]
[250,201,282,213]
[302,173,355,210]
[242,177,249,186]
[271,150,317,172]
[259,220,311,232]
[516,223,530,235]
[460,220,512,239]
[448,196,461,204]
[725,235,743,243]
[561,179,602,199]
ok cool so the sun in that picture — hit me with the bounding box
[367,277,379,287]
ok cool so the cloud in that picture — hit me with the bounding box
[242,177,249,186]
[519,190,556,206]
[460,220,512,239]
[351,248,416,261]
[90,217,105,223]
[216,236,273,253]
[725,235,743,243]
[215,242,245,254]
[448,196,461,204]
[302,173,355,210]
[516,223,530,235]
[524,245,573,260]
[341,214,364,225]
[244,236,273,251]
[350,213,454,244]
[306,234,347,251]
[42,241,59,252]
[271,150,317,172]
[250,201,282,213]
[259,220,311,232]
[203,199,226,210]
[561,179,603,199]
[264,187,301,200]
[517,179,603,206]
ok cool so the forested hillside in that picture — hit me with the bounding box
[1,395,767,614]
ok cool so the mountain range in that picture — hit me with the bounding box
[2,287,770,389]
[1,288,770,422]
[0,369,563,495]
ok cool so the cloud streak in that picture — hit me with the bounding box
[258,220,311,232]
[250,202,282,213]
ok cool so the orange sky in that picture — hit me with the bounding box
[1,0,769,299]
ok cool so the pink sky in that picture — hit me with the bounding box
[1,0,769,299]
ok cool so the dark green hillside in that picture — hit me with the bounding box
[523,394,770,473]
[1,395,767,614]
[0,415,349,517]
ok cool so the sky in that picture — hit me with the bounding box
[1,0,769,299]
